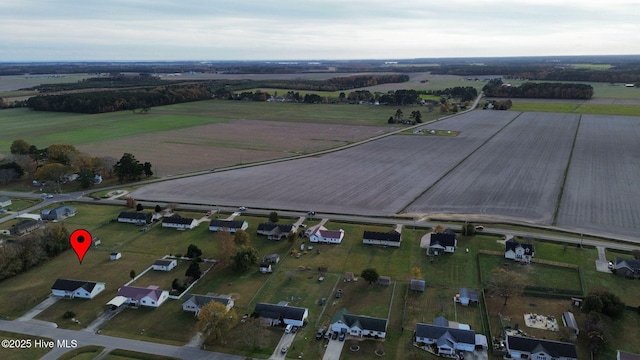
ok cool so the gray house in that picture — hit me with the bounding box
[41,206,76,221]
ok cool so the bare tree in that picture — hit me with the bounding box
[216,230,236,267]
[487,267,527,306]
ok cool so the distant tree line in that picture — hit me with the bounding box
[33,73,167,92]
[482,79,593,99]
[0,223,70,281]
[429,86,478,102]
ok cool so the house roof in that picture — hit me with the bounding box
[163,215,195,225]
[506,335,577,358]
[430,233,456,247]
[318,229,343,239]
[562,311,578,331]
[433,316,449,327]
[363,230,401,242]
[209,219,246,229]
[257,223,293,232]
[0,196,11,203]
[10,219,42,235]
[117,285,165,301]
[118,211,151,220]
[332,308,388,332]
[153,259,175,266]
[254,302,308,321]
[459,288,479,301]
[409,279,426,291]
[505,239,535,253]
[415,323,475,345]
[51,279,99,292]
[183,294,233,307]
[615,257,640,271]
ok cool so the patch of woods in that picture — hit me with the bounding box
[482,79,594,100]
[0,223,69,281]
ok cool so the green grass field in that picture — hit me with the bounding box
[511,101,640,116]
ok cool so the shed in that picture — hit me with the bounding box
[409,279,426,292]
[0,196,11,208]
[259,263,273,273]
[562,311,579,335]
[110,252,122,260]
[377,276,391,286]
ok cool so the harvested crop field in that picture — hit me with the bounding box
[131,111,640,239]
[79,119,389,176]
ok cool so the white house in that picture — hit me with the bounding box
[182,293,234,316]
[117,211,152,225]
[428,232,457,255]
[111,285,169,308]
[504,239,535,263]
[362,230,401,247]
[51,279,106,299]
[309,226,345,244]
[162,215,197,230]
[254,302,309,327]
[331,308,388,339]
[152,259,177,271]
[415,316,482,356]
[209,219,248,233]
[506,335,577,360]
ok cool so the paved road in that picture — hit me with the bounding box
[0,320,244,360]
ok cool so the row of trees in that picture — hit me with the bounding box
[483,79,594,99]
[0,223,69,281]
[113,153,153,182]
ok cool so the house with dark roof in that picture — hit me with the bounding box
[262,253,280,264]
[253,302,309,327]
[613,257,640,278]
[162,215,197,230]
[377,276,391,286]
[455,288,479,306]
[117,211,152,225]
[410,279,426,292]
[504,238,535,263]
[10,219,43,236]
[309,226,345,244]
[51,279,105,299]
[618,351,640,360]
[0,196,11,208]
[259,263,273,273]
[209,219,248,233]
[331,308,388,339]
[152,259,177,271]
[182,293,234,316]
[110,285,169,308]
[362,230,401,247]
[257,223,293,240]
[428,232,457,255]
[41,206,76,221]
[506,335,577,360]
[415,320,477,356]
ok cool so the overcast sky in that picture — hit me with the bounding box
[1,0,639,62]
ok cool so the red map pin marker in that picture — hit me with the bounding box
[70,229,92,264]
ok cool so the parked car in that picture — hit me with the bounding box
[608,261,614,270]
[285,324,293,333]
[291,326,298,334]
[238,206,246,211]
[332,331,338,340]
[281,346,288,354]
[335,289,342,298]
[206,211,212,216]
[475,225,484,231]
[319,298,326,306]
[339,332,346,341]
[315,327,326,340]
[324,330,332,340]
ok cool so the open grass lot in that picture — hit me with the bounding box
[510,101,640,116]
[0,330,53,360]
[130,260,191,290]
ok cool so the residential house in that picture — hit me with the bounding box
[262,253,280,264]
[259,263,273,273]
[253,302,309,327]
[309,226,345,244]
[182,293,234,316]
[152,259,177,271]
[613,257,640,278]
[505,335,577,360]
[111,285,169,308]
[455,288,479,306]
[415,321,477,356]
[257,222,293,240]
[51,279,105,299]
[428,232,457,255]
[208,219,248,233]
[117,211,152,225]
[331,308,388,339]
[504,238,535,263]
[0,196,11,208]
[10,219,43,236]
[409,279,426,292]
[41,206,76,221]
[362,230,401,247]
[162,215,197,230]
[618,351,640,360]
[377,276,391,286]
[110,252,122,260]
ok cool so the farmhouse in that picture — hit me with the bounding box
[152,259,177,271]
[415,320,477,356]
[110,285,169,308]
[182,293,234,316]
[162,215,197,230]
[10,219,43,236]
[409,279,426,292]
[504,238,535,263]
[428,232,457,255]
[209,219,248,233]
[309,226,345,244]
[613,257,640,278]
[40,206,76,221]
[362,230,401,247]
[51,279,105,299]
[455,288,479,306]
[0,196,11,208]
[253,302,309,327]
[505,335,577,360]
[257,222,293,240]
[117,211,152,225]
[331,308,388,339]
